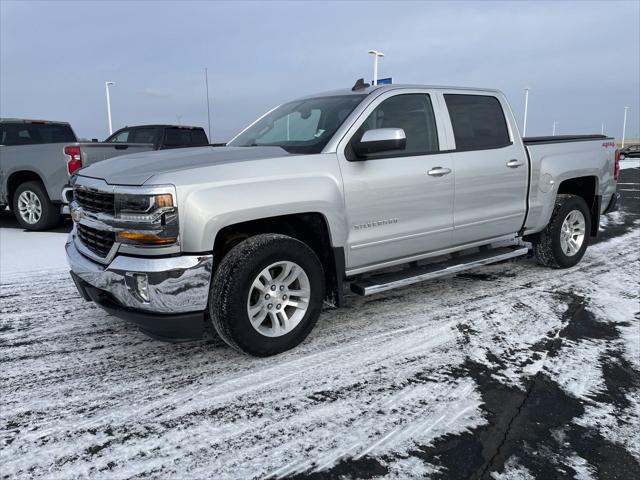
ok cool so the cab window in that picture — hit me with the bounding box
[356,94,439,156]
[108,129,131,143]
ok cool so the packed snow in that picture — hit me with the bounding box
[0,228,68,280]
[1,168,639,479]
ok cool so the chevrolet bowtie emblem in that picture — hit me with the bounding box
[70,207,82,222]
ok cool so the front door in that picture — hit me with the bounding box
[337,91,455,271]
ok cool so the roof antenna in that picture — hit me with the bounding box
[352,78,370,91]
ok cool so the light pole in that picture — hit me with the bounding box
[522,88,530,137]
[105,81,115,135]
[621,106,630,148]
[552,121,559,136]
[368,50,385,85]
[205,67,212,141]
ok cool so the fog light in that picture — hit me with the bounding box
[126,273,150,303]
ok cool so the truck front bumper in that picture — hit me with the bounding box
[66,236,213,340]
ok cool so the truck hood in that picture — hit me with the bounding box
[78,146,290,186]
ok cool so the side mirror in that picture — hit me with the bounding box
[354,128,406,157]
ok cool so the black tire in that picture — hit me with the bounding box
[532,194,591,269]
[210,234,325,356]
[12,181,60,231]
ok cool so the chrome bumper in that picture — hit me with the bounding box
[65,234,213,314]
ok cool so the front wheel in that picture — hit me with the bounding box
[532,194,591,268]
[210,234,325,356]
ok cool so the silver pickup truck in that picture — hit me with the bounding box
[0,119,208,230]
[66,83,620,356]
[0,119,155,230]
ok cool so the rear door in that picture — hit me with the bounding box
[337,90,454,271]
[442,93,528,245]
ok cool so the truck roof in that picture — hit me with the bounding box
[0,118,71,125]
[117,124,205,130]
[298,83,502,100]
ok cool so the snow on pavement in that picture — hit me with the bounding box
[620,158,640,170]
[1,169,639,478]
[1,223,638,478]
[0,228,68,280]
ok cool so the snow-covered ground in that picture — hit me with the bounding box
[0,228,69,279]
[620,158,640,170]
[1,168,639,479]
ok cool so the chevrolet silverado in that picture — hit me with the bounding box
[66,82,620,356]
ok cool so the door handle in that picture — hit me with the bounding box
[506,159,524,168]
[427,167,452,177]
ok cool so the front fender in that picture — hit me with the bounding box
[161,154,347,253]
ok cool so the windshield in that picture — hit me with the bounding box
[228,94,366,154]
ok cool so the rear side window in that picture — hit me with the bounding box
[164,128,191,147]
[0,123,76,146]
[163,128,208,147]
[444,94,510,150]
[131,128,156,143]
[190,129,209,145]
[358,94,439,156]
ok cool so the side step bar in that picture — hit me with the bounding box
[350,245,529,296]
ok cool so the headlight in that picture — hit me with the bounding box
[114,188,179,247]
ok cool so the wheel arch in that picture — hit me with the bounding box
[212,212,345,306]
[556,175,600,236]
[6,170,48,209]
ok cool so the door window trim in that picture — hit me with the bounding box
[441,93,514,152]
[345,93,441,162]
[336,89,450,161]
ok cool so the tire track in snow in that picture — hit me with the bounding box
[1,227,638,479]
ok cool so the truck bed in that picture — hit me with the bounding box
[522,134,617,236]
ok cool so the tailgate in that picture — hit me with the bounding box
[79,143,154,168]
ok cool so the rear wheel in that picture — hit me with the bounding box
[210,234,325,356]
[13,181,60,231]
[532,194,591,268]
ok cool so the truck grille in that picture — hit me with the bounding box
[74,188,115,214]
[77,224,116,257]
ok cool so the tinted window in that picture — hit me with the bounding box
[108,129,131,143]
[163,128,192,147]
[357,94,439,156]
[228,95,366,154]
[131,128,156,143]
[444,94,510,150]
[190,129,209,145]
[0,123,76,146]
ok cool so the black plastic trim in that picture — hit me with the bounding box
[332,247,346,307]
[590,195,602,237]
[70,272,204,341]
[523,135,612,145]
[446,142,514,153]
[603,193,620,215]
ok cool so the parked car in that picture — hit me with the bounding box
[0,119,210,231]
[62,125,210,196]
[104,124,209,150]
[0,119,79,230]
[66,82,620,356]
[619,144,640,159]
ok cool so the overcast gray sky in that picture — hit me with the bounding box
[1,0,638,142]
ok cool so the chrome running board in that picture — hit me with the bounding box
[350,245,529,296]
